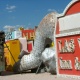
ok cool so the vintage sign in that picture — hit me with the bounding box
[22,29,35,40]
[55,0,80,78]
[58,39,75,53]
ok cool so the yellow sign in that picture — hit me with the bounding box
[19,27,24,30]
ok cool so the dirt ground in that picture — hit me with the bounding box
[0,71,79,80]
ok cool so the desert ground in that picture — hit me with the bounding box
[0,71,79,80]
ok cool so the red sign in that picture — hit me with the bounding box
[22,29,35,40]
[27,41,33,53]
[55,0,80,77]
[56,35,80,75]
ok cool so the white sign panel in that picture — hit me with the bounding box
[59,13,80,31]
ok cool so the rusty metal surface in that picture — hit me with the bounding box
[37,12,57,37]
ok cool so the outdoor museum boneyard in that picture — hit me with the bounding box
[0,0,80,80]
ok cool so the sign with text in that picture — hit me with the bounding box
[22,29,35,40]
[55,0,80,77]
[56,35,80,75]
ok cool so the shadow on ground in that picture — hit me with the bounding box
[0,70,32,76]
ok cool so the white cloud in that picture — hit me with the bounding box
[4,25,15,29]
[3,25,25,31]
[6,5,16,12]
[48,9,57,12]
[3,25,15,31]
[6,5,16,10]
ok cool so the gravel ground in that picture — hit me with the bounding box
[0,71,79,80]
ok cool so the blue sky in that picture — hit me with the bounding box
[0,0,71,31]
